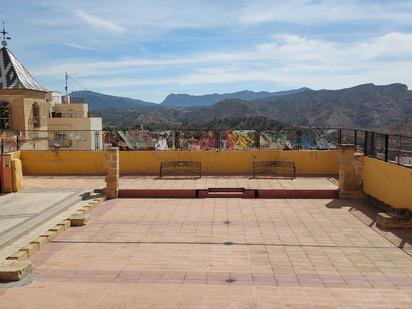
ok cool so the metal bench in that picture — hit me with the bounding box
[160,161,202,178]
[252,160,296,179]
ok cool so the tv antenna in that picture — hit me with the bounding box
[1,22,11,47]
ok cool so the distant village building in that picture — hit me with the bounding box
[0,25,102,150]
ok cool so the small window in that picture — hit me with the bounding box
[0,101,11,129]
[33,103,40,128]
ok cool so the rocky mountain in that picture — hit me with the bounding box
[161,88,310,107]
[134,83,412,134]
[79,83,412,135]
[70,90,155,110]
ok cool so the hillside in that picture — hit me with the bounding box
[161,88,309,107]
[83,83,412,135]
[70,91,155,110]
[131,84,410,131]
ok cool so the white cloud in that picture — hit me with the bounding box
[63,42,97,50]
[237,0,412,26]
[13,0,412,100]
[74,9,126,33]
[33,31,412,101]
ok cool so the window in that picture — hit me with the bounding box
[0,101,11,129]
[33,103,40,128]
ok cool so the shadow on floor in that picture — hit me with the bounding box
[326,198,412,252]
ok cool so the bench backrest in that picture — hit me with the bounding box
[253,160,296,179]
[160,160,202,178]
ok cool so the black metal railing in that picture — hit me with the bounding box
[50,111,102,118]
[340,129,412,168]
[1,128,411,168]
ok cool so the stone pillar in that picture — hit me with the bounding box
[105,147,119,199]
[339,144,362,199]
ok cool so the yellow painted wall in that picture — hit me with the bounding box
[20,151,106,175]
[121,150,339,175]
[9,151,21,160]
[20,150,339,175]
[18,150,339,175]
[363,157,412,209]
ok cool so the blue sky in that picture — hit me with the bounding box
[2,0,412,102]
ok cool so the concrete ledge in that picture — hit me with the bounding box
[57,219,71,230]
[4,199,104,262]
[49,225,65,235]
[0,190,88,250]
[40,231,57,241]
[118,189,338,199]
[6,250,28,261]
[119,189,197,199]
[69,213,90,226]
[0,260,32,282]
[30,236,48,249]
[376,212,412,229]
[20,243,40,257]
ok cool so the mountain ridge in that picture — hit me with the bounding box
[161,88,310,107]
[73,83,412,135]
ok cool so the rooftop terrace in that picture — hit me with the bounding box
[0,128,412,308]
[1,195,412,308]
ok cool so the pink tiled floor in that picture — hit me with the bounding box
[1,198,411,308]
[23,175,338,191]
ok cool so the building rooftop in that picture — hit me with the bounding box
[0,47,47,92]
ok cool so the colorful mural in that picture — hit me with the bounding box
[104,130,175,150]
[260,130,296,150]
[220,130,257,150]
[178,131,216,150]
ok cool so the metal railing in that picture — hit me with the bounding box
[340,129,412,168]
[1,128,411,168]
[50,111,102,118]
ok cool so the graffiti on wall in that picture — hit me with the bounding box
[220,130,257,150]
[178,131,216,150]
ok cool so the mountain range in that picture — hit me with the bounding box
[72,83,412,134]
[160,88,310,107]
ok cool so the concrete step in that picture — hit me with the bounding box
[0,190,94,250]
[117,188,338,199]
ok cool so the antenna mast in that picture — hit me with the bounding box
[65,72,68,96]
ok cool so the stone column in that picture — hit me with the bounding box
[339,144,362,199]
[105,147,119,199]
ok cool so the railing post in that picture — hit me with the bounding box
[174,131,179,150]
[384,134,389,162]
[256,130,260,150]
[354,130,357,148]
[297,129,301,150]
[16,134,20,150]
[1,138,3,154]
[398,135,402,165]
[338,128,342,146]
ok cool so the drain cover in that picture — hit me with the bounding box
[223,241,233,246]
[225,277,236,283]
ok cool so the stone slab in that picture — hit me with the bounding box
[0,260,32,282]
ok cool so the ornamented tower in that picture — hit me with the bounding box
[0,23,48,132]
